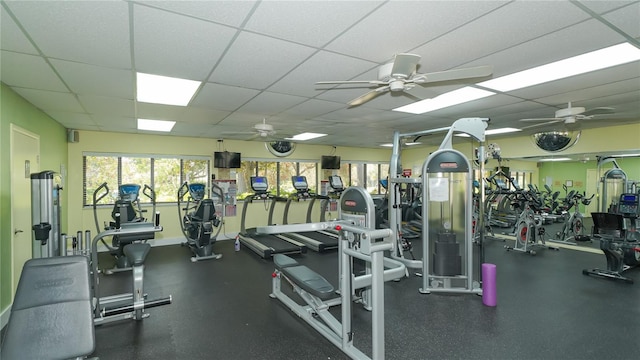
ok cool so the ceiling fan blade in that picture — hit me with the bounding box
[348,86,390,107]
[401,92,422,102]
[315,80,386,86]
[520,117,563,122]
[391,53,421,79]
[583,107,615,116]
[416,65,493,85]
[520,120,563,130]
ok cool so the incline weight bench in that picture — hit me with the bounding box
[1,256,95,360]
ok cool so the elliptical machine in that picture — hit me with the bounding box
[93,183,156,272]
[177,182,223,262]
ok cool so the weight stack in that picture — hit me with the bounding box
[433,232,462,276]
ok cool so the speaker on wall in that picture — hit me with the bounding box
[67,129,79,143]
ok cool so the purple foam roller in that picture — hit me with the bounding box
[482,263,497,307]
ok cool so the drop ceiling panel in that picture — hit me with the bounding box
[136,102,188,121]
[137,0,258,27]
[50,59,133,98]
[179,107,231,126]
[0,9,37,54]
[602,2,640,37]
[191,83,261,112]
[45,111,97,129]
[5,1,131,68]
[579,0,638,14]
[210,31,316,89]
[93,116,137,131]
[533,77,640,106]
[469,20,627,77]
[413,1,590,71]
[1,51,67,92]
[79,95,135,117]
[12,88,83,113]
[325,1,509,62]
[246,1,382,47]
[279,99,345,119]
[508,62,640,100]
[133,5,237,80]
[269,51,377,97]
[236,91,307,115]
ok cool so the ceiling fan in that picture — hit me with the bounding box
[222,118,279,140]
[520,102,615,129]
[315,53,493,106]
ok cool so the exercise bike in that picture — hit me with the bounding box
[177,182,224,262]
[551,191,594,245]
[505,188,558,255]
[93,182,157,273]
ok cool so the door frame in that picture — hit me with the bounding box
[9,124,40,292]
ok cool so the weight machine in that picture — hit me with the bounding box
[389,117,487,295]
[262,186,406,359]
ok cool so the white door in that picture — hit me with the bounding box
[10,125,40,296]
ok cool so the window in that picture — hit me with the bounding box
[83,153,210,206]
[238,159,318,197]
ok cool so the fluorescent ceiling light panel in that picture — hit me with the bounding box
[539,157,572,162]
[380,142,421,147]
[479,43,640,92]
[285,132,327,141]
[456,127,522,137]
[393,87,495,114]
[137,118,176,132]
[137,72,201,106]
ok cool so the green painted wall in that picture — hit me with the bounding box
[0,83,68,315]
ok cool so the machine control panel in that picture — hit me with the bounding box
[618,193,639,217]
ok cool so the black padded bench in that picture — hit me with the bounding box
[1,256,95,360]
[273,254,335,300]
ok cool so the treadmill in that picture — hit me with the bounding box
[282,175,339,252]
[238,176,307,259]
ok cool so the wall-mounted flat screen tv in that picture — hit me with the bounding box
[321,155,341,169]
[214,151,241,168]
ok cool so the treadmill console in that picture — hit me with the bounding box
[292,176,308,191]
[188,183,206,201]
[250,176,269,194]
[494,179,509,191]
[618,193,639,217]
[328,175,344,192]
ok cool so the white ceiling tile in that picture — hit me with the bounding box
[6,1,131,68]
[191,83,261,112]
[246,1,383,47]
[79,95,135,117]
[1,51,67,91]
[0,8,38,54]
[45,111,97,129]
[133,5,237,80]
[138,0,258,27]
[236,91,308,115]
[325,1,509,62]
[12,87,83,112]
[579,0,638,14]
[136,102,188,121]
[93,116,137,131]
[269,51,378,97]
[280,99,345,119]
[471,19,629,77]
[179,107,231,126]
[603,2,640,37]
[412,1,590,71]
[50,59,134,98]
[209,31,316,89]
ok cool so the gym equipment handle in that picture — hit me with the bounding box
[102,296,172,317]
